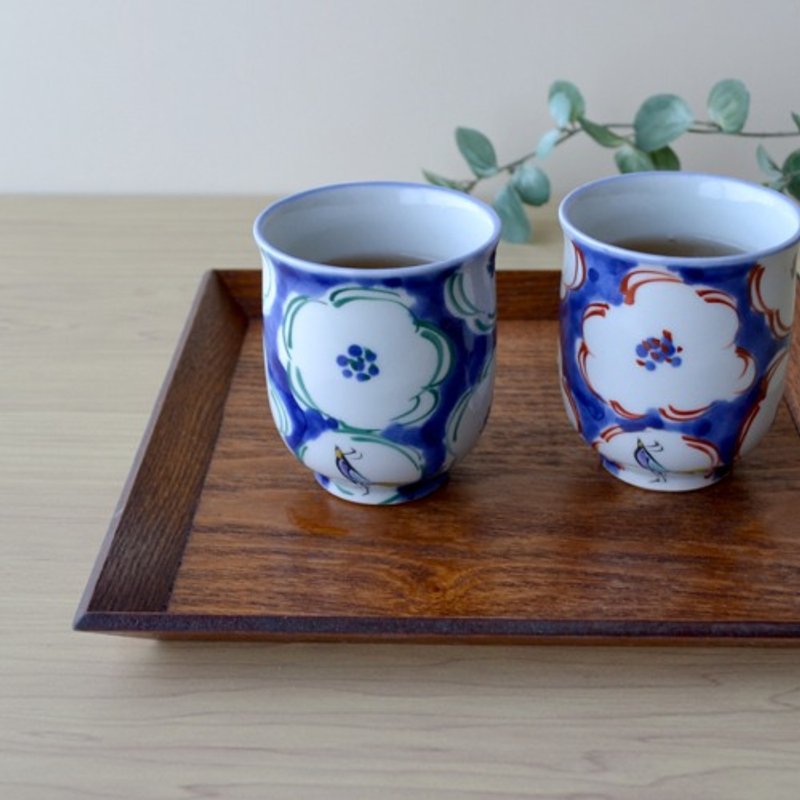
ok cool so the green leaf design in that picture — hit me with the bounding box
[634,94,694,152]
[416,322,454,386]
[579,117,627,148]
[493,184,531,243]
[328,286,404,307]
[708,79,750,133]
[536,128,561,160]
[548,80,585,124]
[267,384,292,437]
[614,144,655,174]
[511,164,551,206]
[422,169,469,191]
[350,433,424,472]
[782,149,800,200]
[756,144,782,178]
[455,127,498,177]
[650,146,681,171]
[792,112,800,132]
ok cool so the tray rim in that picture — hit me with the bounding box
[74,268,800,643]
[74,610,800,643]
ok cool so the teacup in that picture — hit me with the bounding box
[253,182,501,504]
[558,172,800,491]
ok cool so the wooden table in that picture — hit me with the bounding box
[3,196,799,799]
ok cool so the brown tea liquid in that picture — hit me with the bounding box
[325,253,431,269]
[612,235,744,258]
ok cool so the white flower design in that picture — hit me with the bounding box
[560,374,581,433]
[577,268,756,420]
[279,286,452,431]
[594,425,722,485]
[261,253,277,316]
[736,347,789,458]
[267,382,292,438]
[748,254,796,338]
[444,258,496,334]
[444,352,495,467]
[561,240,587,299]
[299,430,424,494]
[557,344,581,433]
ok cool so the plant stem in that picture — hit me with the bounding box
[464,126,583,191]
[461,121,799,192]
[604,121,799,137]
[687,128,800,138]
[504,126,583,172]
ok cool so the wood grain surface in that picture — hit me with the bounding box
[170,309,800,639]
[77,268,800,641]
[4,196,800,799]
[82,272,247,614]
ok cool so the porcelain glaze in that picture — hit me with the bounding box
[558,173,800,491]
[254,182,501,504]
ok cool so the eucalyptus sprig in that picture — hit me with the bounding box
[424,79,800,242]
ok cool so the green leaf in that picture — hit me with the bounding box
[549,92,572,128]
[792,112,800,132]
[536,128,561,160]
[548,80,585,124]
[650,146,681,171]
[512,164,551,206]
[578,117,628,148]
[455,127,498,177]
[756,144,782,178]
[781,149,800,200]
[614,144,655,174]
[634,94,694,152]
[422,170,469,191]
[493,184,531,243]
[707,79,750,133]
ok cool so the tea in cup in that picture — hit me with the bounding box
[558,172,800,491]
[253,182,501,504]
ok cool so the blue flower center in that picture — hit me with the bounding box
[336,344,380,381]
[635,329,683,371]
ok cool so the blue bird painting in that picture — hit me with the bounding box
[634,438,668,483]
[335,446,371,495]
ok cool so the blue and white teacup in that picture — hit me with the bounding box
[253,182,501,505]
[558,172,800,491]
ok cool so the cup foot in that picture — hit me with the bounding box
[314,472,448,505]
[601,458,729,492]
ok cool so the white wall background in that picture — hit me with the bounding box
[1,0,798,201]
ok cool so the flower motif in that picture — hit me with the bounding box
[560,374,581,433]
[299,430,425,494]
[634,329,683,371]
[267,382,292,439]
[336,344,380,381]
[748,256,796,338]
[561,240,587,299]
[444,352,495,466]
[736,347,789,458]
[444,256,496,334]
[593,425,722,483]
[577,268,756,420]
[261,253,277,316]
[279,286,453,431]
[558,344,582,433]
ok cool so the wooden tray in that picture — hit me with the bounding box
[74,270,800,643]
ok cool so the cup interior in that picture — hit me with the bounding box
[559,172,800,261]
[254,182,500,267]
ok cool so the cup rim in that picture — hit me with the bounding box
[253,180,502,276]
[558,171,800,267]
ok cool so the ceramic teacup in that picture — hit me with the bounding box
[558,172,800,491]
[253,181,501,504]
